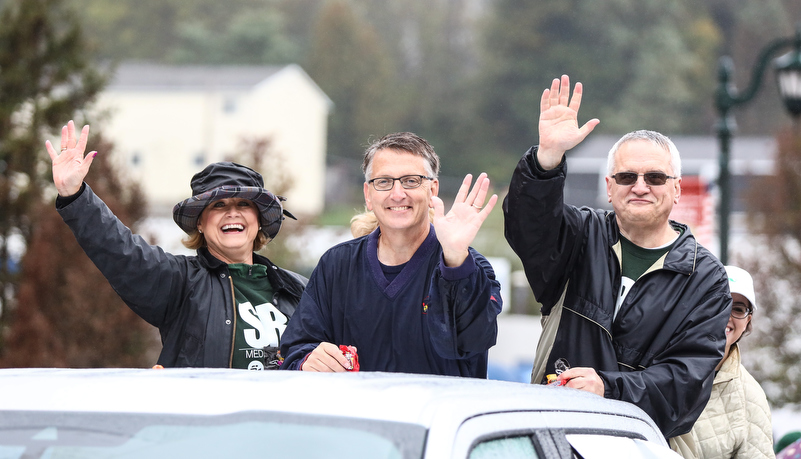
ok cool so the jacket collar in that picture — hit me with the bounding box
[714,343,741,384]
[198,247,226,271]
[197,247,303,296]
[607,214,698,276]
[366,223,439,297]
[662,220,698,275]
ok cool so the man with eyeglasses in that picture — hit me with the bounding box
[280,132,502,377]
[503,75,731,439]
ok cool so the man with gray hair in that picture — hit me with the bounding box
[503,75,731,438]
[281,132,502,377]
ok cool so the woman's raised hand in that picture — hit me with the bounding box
[45,120,95,197]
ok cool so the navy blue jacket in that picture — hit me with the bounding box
[280,225,502,377]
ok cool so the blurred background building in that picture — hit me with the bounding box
[95,62,332,217]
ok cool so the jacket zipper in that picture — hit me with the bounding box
[565,307,613,341]
[228,276,236,368]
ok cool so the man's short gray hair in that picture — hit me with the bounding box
[606,130,682,178]
[362,132,440,181]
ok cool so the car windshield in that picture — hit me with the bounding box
[0,410,427,459]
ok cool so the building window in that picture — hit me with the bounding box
[223,96,237,113]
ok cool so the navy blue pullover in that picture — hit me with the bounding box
[280,225,502,377]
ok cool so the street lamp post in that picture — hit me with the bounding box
[715,25,801,265]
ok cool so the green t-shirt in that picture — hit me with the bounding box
[614,233,679,320]
[228,263,287,370]
[619,236,672,281]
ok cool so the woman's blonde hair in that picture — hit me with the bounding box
[350,208,435,238]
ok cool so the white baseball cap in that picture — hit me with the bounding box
[725,265,757,311]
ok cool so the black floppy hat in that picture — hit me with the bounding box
[172,162,293,240]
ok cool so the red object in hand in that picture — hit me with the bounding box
[546,374,568,386]
[339,345,360,372]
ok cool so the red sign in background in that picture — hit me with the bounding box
[669,176,714,248]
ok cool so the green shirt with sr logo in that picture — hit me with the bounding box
[228,263,287,370]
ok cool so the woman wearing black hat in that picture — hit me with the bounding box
[46,121,307,369]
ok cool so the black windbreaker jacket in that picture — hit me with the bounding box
[503,147,731,438]
[58,184,307,368]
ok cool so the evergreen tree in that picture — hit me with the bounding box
[167,9,297,65]
[0,0,160,367]
[68,0,276,63]
[475,0,722,175]
[306,0,401,172]
[277,0,327,63]
[0,0,104,322]
[0,134,158,368]
[380,0,485,187]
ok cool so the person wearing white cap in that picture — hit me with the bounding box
[672,266,775,458]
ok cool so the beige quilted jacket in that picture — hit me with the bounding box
[670,344,775,458]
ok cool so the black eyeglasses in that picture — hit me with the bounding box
[610,172,677,186]
[731,302,752,319]
[368,175,433,191]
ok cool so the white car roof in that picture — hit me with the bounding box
[0,369,673,458]
[0,368,664,443]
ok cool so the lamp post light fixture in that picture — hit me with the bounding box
[714,25,801,265]
[775,41,801,117]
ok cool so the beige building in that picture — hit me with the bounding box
[94,62,332,217]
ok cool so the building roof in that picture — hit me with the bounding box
[107,62,287,91]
